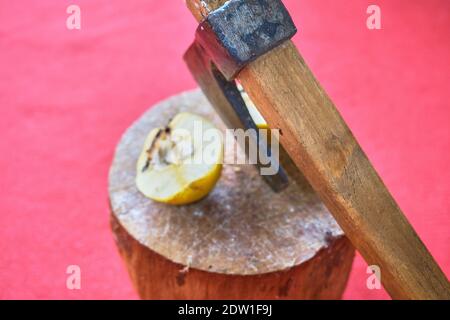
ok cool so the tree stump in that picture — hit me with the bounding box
[109,89,355,299]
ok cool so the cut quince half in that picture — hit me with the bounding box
[136,112,223,205]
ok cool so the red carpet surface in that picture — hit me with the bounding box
[0,0,449,299]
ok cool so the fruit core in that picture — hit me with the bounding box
[142,127,194,172]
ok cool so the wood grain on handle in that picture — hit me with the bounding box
[185,0,450,299]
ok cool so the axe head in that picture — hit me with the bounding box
[183,0,297,192]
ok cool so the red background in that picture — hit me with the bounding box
[0,0,449,299]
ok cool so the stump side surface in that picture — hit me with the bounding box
[111,214,355,299]
[108,89,344,275]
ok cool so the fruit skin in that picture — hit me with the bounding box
[135,113,223,206]
[162,162,222,205]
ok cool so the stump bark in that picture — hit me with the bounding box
[109,89,355,299]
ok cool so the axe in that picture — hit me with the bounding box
[183,0,450,299]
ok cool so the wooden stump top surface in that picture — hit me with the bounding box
[109,89,343,275]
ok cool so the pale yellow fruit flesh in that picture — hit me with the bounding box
[136,112,223,205]
[238,84,268,130]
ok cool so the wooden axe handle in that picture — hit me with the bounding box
[185,0,450,299]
